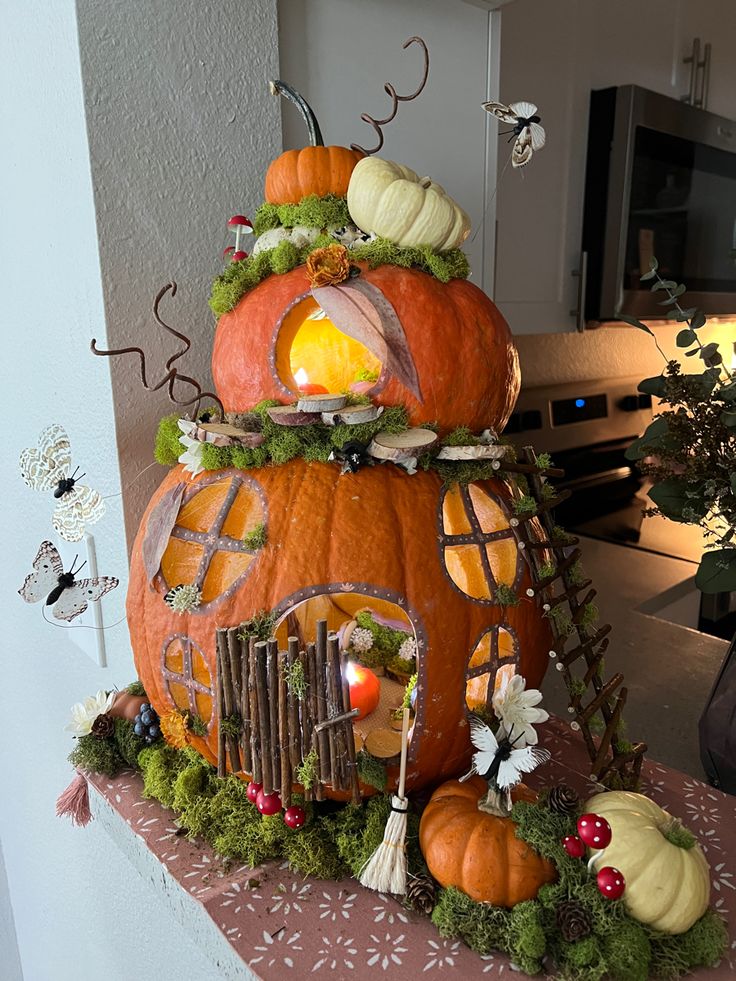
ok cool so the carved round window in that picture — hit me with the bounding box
[161,634,214,730]
[160,472,266,610]
[465,625,520,713]
[439,483,520,602]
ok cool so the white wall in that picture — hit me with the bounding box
[0,1,279,978]
[0,844,22,981]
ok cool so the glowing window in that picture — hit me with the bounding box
[162,635,214,729]
[160,473,265,608]
[440,483,519,602]
[465,625,520,713]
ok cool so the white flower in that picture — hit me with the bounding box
[397,637,417,664]
[164,583,202,614]
[492,673,548,746]
[350,627,374,654]
[65,689,115,735]
[177,420,205,476]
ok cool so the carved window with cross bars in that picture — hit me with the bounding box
[159,472,266,610]
[161,634,215,729]
[439,483,520,603]
[465,625,520,713]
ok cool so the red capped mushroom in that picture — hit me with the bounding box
[231,250,248,262]
[227,214,254,253]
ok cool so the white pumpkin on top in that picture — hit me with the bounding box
[347,157,470,252]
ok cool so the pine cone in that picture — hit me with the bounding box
[556,900,592,942]
[405,874,436,915]
[91,713,115,740]
[548,784,580,817]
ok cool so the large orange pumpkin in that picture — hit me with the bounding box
[212,263,520,434]
[265,81,363,204]
[128,460,552,796]
[419,778,557,905]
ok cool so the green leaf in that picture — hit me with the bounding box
[700,342,722,367]
[624,416,670,460]
[696,369,721,397]
[658,285,686,305]
[640,269,657,281]
[638,375,667,397]
[695,549,736,594]
[676,329,696,347]
[648,478,690,521]
[691,310,707,330]
[651,279,678,292]
[719,381,736,401]
[617,313,654,336]
[649,256,659,271]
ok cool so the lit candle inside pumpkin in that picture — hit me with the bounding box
[295,367,328,395]
[345,661,381,720]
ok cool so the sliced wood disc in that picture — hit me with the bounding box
[368,428,437,462]
[364,727,404,759]
[296,393,348,413]
[436,443,508,461]
[353,729,365,753]
[266,405,322,426]
[197,422,265,447]
[321,403,384,426]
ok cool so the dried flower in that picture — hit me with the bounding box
[305,243,351,287]
[160,710,189,749]
[91,713,115,740]
[350,626,375,654]
[492,673,548,746]
[66,690,115,736]
[164,583,202,614]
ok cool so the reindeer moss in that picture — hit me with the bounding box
[495,584,521,607]
[295,748,319,790]
[69,733,125,778]
[285,659,308,700]
[351,238,470,283]
[649,910,727,977]
[282,819,346,879]
[155,413,184,465]
[242,522,267,551]
[253,195,351,234]
[114,719,148,768]
[237,609,277,642]
[189,714,209,737]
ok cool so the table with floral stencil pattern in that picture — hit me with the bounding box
[87,719,735,979]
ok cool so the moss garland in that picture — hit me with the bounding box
[253,195,351,234]
[209,232,470,316]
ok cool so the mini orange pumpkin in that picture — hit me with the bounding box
[419,777,557,905]
[265,81,363,204]
[212,263,520,434]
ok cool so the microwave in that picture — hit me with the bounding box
[582,85,736,322]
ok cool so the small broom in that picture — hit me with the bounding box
[359,707,410,894]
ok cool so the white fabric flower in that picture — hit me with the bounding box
[178,420,205,476]
[350,627,375,654]
[65,690,115,736]
[492,673,548,746]
[397,636,417,664]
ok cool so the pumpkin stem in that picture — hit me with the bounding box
[269,80,324,147]
[477,784,512,817]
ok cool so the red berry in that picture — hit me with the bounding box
[283,805,306,830]
[246,781,262,804]
[577,813,612,849]
[597,866,625,900]
[256,789,282,816]
[562,834,586,859]
[231,250,248,262]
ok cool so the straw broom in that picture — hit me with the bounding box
[359,707,410,894]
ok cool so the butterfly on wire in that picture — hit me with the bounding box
[19,541,118,623]
[460,714,550,790]
[482,100,546,168]
[19,424,105,542]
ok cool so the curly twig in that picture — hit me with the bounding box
[351,36,429,155]
[91,281,224,420]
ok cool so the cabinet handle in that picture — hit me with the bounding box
[569,250,588,333]
[701,42,711,110]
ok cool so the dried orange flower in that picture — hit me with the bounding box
[160,709,189,749]
[305,243,351,287]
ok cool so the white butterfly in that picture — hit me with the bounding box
[18,541,118,622]
[460,715,550,790]
[19,424,105,542]
[482,100,546,168]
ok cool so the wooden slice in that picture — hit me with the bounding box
[390,709,415,731]
[368,428,437,462]
[197,422,265,447]
[321,403,384,426]
[266,405,322,426]
[353,729,365,753]
[364,727,403,759]
[296,393,348,413]
[436,443,508,461]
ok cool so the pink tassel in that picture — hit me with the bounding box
[56,773,92,827]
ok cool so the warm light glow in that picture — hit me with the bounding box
[345,661,359,685]
[344,660,381,720]
[295,367,309,387]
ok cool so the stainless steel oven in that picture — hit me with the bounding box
[582,85,736,322]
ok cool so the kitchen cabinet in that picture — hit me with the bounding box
[493,0,736,334]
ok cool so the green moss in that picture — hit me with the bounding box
[295,747,319,790]
[125,680,147,697]
[253,194,351,234]
[351,610,413,668]
[547,605,574,636]
[332,795,423,878]
[69,734,125,778]
[283,817,347,879]
[495,584,521,607]
[539,561,557,580]
[536,452,553,470]
[114,719,148,768]
[356,751,388,791]
[155,413,184,466]
[139,745,190,809]
[189,714,208,737]
[200,443,232,470]
[432,887,511,956]
[285,658,308,700]
[237,609,276,642]
[220,715,242,739]
[442,426,478,447]
[580,602,600,628]
[433,459,500,486]
[662,819,696,850]
[241,522,267,551]
[351,238,470,283]
[569,560,587,586]
[650,909,727,977]
[551,524,576,544]
[402,674,417,710]
[230,443,270,469]
[514,494,538,516]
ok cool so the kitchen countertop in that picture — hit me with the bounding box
[542,535,729,780]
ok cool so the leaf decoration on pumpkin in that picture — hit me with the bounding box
[142,482,186,583]
[311,280,422,402]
